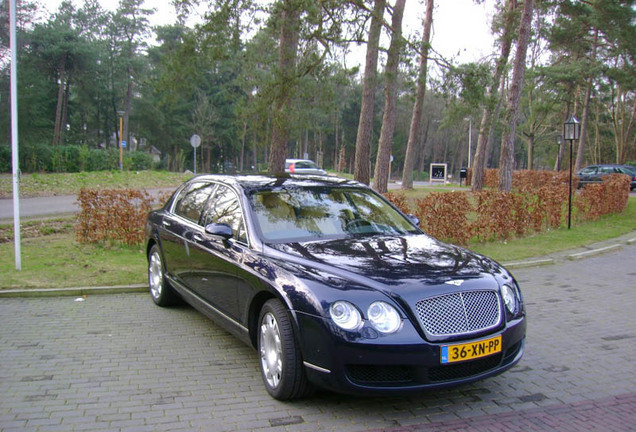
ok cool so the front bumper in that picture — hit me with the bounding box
[295,312,526,396]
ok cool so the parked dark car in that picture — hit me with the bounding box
[577,164,636,190]
[146,174,526,400]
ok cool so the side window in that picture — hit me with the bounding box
[174,182,216,223]
[202,185,248,244]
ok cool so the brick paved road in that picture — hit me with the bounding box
[1,245,635,432]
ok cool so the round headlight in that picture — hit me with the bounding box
[367,301,402,334]
[501,284,518,314]
[330,301,362,330]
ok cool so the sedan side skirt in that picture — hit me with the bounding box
[167,275,252,346]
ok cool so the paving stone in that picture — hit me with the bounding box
[1,244,635,431]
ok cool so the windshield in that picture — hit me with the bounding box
[249,187,418,242]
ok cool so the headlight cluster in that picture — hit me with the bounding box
[329,301,402,334]
[501,283,523,316]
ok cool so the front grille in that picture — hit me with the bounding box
[415,290,501,338]
[346,355,504,387]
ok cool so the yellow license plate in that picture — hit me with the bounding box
[441,335,502,364]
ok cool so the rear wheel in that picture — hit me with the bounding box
[258,299,313,400]
[148,245,178,306]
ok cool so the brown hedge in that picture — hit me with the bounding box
[75,188,153,246]
[384,170,630,246]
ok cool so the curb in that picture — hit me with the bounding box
[0,284,147,298]
[567,244,624,261]
[502,258,555,269]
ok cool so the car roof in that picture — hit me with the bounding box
[185,173,363,192]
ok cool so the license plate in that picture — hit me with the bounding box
[441,335,502,364]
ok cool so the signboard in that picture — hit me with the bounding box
[430,163,447,184]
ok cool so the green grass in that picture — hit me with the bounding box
[0,170,192,198]
[1,234,147,289]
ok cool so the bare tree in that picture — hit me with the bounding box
[353,0,386,185]
[498,0,534,192]
[372,0,405,193]
[401,0,434,190]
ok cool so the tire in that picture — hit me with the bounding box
[148,244,178,307]
[257,299,313,400]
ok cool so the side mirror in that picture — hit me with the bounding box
[407,214,420,227]
[205,223,233,240]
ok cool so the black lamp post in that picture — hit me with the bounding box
[564,115,580,229]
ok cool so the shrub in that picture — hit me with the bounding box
[383,191,411,215]
[76,188,153,246]
[415,191,473,245]
[0,143,155,173]
[381,169,629,246]
[576,173,630,221]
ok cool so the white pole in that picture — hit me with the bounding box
[10,0,22,270]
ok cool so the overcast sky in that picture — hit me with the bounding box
[37,0,497,65]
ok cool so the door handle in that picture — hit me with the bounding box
[193,234,204,242]
[162,220,171,228]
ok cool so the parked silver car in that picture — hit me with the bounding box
[285,159,327,175]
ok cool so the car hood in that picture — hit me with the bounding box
[265,234,505,291]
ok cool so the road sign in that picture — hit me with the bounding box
[190,134,201,148]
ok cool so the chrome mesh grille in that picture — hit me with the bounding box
[415,290,501,337]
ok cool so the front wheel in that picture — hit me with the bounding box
[148,244,178,307]
[258,299,313,400]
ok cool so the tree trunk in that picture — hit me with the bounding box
[575,28,599,172]
[268,1,300,174]
[53,59,67,146]
[353,0,386,185]
[373,0,405,194]
[498,0,534,192]
[402,0,433,190]
[471,0,516,191]
[124,65,134,151]
[527,133,534,170]
[59,76,71,146]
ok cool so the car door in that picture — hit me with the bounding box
[188,184,249,321]
[159,181,217,285]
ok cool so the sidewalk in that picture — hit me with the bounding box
[370,393,636,431]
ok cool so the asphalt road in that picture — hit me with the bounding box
[1,245,635,431]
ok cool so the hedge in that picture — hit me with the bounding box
[385,171,631,246]
[0,144,155,173]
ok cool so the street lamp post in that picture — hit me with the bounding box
[564,115,580,230]
[556,135,563,172]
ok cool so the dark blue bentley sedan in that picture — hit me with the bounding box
[145,174,526,400]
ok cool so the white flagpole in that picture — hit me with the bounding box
[10,0,22,270]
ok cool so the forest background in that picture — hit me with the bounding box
[0,0,634,193]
